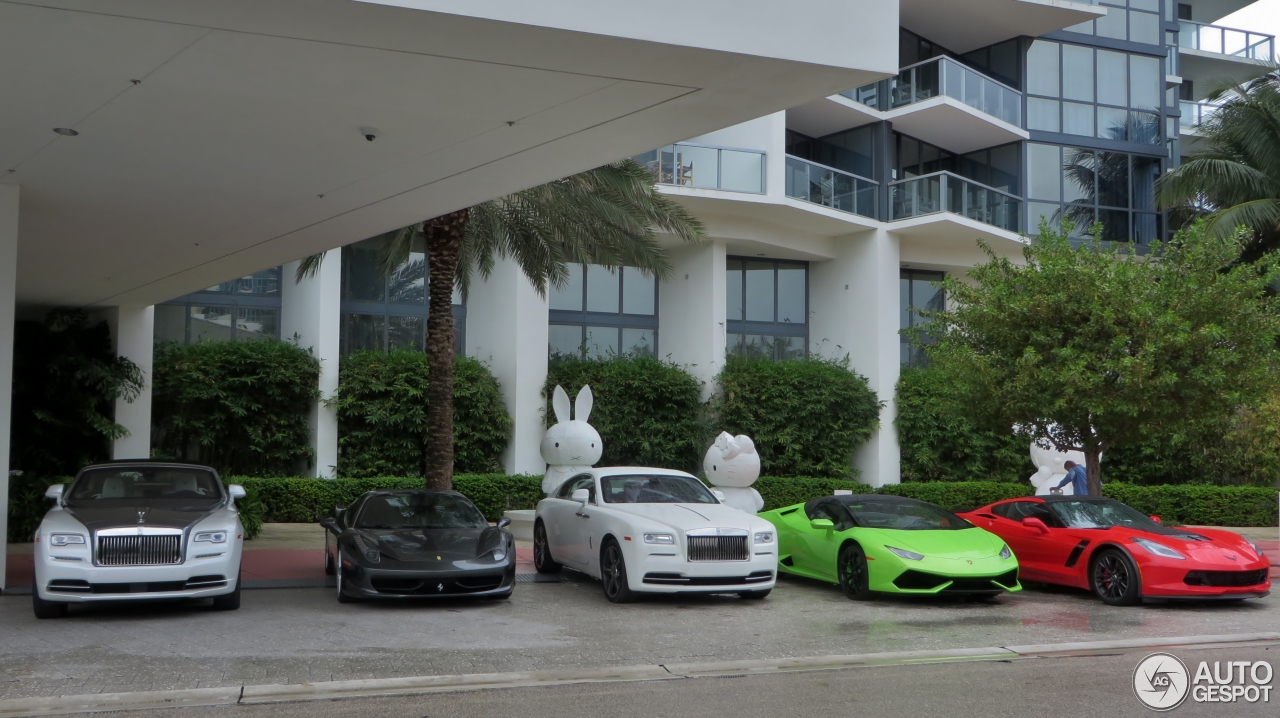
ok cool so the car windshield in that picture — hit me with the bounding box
[66,467,223,503]
[600,475,717,504]
[843,500,972,530]
[355,494,487,529]
[1048,500,1161,530]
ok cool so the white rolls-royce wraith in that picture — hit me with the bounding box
[31,461,246,618]
[533,467,777,602]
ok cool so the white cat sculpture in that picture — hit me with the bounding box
[704,432,764,514]
[1028,440,1088,496]
[540,385,604,496]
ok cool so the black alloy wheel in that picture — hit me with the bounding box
[533,521,561,574]
[1090,548,1142,606]
[837,543,873,601]
[600,540,636,603]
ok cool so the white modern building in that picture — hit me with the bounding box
[0,0,904,588]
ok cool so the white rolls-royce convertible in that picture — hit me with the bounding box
[30,460,246,618]
[533,467,778,602]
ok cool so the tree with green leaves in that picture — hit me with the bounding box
[299,159,704,489]
[923,221,1280,495]
[1157,71,1280,262]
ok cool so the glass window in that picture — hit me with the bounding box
[777,263,806,324]
[549,263,659,359]
[154,304,187,344]
[726,258,808,361]
[744,261,775,322]
[1131,156,1160,211]
[621,328,655,357]
[1129,11,1159,45]
[1129,55,1161,110]
[726,259,744,321]
[585,265,620,313]
[236,308,278,341]
[340,313,385,355]
[1063,148,1094,204]
[549,324,583,358]
[387,238,426,305]
[190,306,234,342]
[1027,41,1060,97]
[549,263,584,311]
[621,267,655,315]
[1062,45,1094,101]
[344,243,385,302]
[387,316,424,352]
[1028,201,1061,233]
[720,150,764,193]
[1096,152,1131,207]
[900,270,944,367]
[584,326,620,358]
[1097,51,1128,107]
[1096,7,1127,40]
[1028,98,1061,132]
[1063,102,1095,136]
[1097,106,1129,140]
[1027,143,1062,201]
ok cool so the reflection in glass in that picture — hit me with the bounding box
[341,313,385,354]
[584,326,620,359]
[548,324,583,358]
[1099,209,1130,243]
[190,306,234,342]
[236,308,278,341]
[621,328,655,357]
[744,261,775,322]
[777,264,806,324]
[726,259,743,322]
[675,145,719,189]
[621,267,655,315]
[388,316,424,352]
[550,263,584,311]
[343,243,385,302]
[1097,106,1129,140]
[585,265,619,314]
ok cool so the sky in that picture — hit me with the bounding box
[1221,0,1280,38]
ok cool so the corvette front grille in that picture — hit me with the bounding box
[686,535,749,562]
[96,534,182,566]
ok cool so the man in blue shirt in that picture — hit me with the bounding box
[1054,460,1089,496]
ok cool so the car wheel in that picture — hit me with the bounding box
[1090,548,1142,606]
[335,552,354,604]
[211,569,242,611]
[738,589,771,600]
[324,548,335,576]
[32,581,68,620]
[533,521,561,574]
[837,542,874,601]
[600,539,636,604]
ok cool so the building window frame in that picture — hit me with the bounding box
[155,267,283,344]
[726,256,809,361]
[548,264,659,359]
[339,239,466,355]
[900,269,945,368]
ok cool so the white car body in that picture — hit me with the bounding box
[33,463,245,608]
[535,467,778,595]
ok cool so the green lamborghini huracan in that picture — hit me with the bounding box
[760,494,1021,600]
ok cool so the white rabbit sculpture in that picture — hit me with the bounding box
[704,432,764,514]
[540,385,604,495]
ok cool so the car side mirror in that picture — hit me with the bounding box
[712,489,727,503]
[1022,517,1050,534]
[227,484,246,500]
[810,518,835,531]
[1149,515,1161,524]
[319,517,338,532]
[571,488,590,506]
[496,516,512,530]
[44,484,65,502]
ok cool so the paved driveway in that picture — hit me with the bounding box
[0,572,1276,701]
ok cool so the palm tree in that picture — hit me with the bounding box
[298,159,704,489]
[1157,71,1280,262]
[1060,112,1161,242]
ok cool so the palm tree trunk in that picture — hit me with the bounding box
[422,209,468,490]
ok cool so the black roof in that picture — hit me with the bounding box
[1038,495,1116,502]
[364,489,467,497]
[826,494,931,505]
[80,459,217,470]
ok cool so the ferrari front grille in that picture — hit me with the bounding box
[1184,569,1269,587]
[686,535,749,562]
[96,534,182,566]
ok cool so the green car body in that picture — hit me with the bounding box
[759,495,1021,597]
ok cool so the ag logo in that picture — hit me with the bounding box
[1134,652,1190,711]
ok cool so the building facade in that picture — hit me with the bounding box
[146,0,1272,485]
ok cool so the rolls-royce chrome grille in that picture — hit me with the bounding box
[686,534,749,562]
[96,533,183,566]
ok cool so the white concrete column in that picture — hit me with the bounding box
[466,258,550,475]
[657,240,727,399]
[808,227,901,486]
[0,185,18,590]
[282,250,341,478]
[103,306,155,460]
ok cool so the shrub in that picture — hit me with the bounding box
[233,475,544,522]
[333,352,510,477]
[875,482,1032,512]
[895,367,1028,483]
[1102,483,1279,527]
[711,357,881,478]
[152,340,319,476]
[544,356,705,472]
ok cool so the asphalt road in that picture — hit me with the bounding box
[108,644,1279,718]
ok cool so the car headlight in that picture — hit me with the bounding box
[999,544,1012,560]
[886,546,924,561]
[1244,537,1261,555]
[193,531,228,544]
[754,531,774,544]
[352,535,381,563]
[1132,537,1185,560]
[49,533,86,547]
[644,533,675,544]
[487,548,507,562]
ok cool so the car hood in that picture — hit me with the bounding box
[603,503,769,533]
[63,502,223,532]
[354,527,505,562]
[1114,526,1268,566]
[861,527,1005,559]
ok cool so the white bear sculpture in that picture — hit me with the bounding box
[540,384,603,495]
[704,432,764,514]
[1028,440,1088,496]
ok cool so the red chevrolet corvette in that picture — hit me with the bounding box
[959,496,1270,606]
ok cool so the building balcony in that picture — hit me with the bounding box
[900,0,1105,54]
[784,155,878,220]
[1179,100,1221,130]
[891,171,1021,233]
[634,143,767,194]
[1177,20,1275,89]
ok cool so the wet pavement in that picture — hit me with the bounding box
[0,570,1276,701]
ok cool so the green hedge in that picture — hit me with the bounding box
[152,340,319,476]
[1101,483,1279,527]
[712,357,882,478]
[333,352,511,477]
[233,475,545,522]
[545,356,706,472]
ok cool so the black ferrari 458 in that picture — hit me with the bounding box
[321,490,516,602]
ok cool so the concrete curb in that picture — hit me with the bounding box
[2,632,1278,717]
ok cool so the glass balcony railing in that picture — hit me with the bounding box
[632,143,766,194]
[891,172,1021,233]
[841,56,1021,126]
[784,155,878,219]
[1179,20,1274,62]
[1179,100,1221,129]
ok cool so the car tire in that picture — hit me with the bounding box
[32,583,68,620]
[335,552,355,604]
[837,542,874,601]
[738,589,771,600]
[324,547,335,576]
[600,539,637,604]
[211,569,242,611]
[533,521,561,574]
[1090,548,1142,606]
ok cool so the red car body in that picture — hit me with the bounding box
[959,497,1270,602]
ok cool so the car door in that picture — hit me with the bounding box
[548,474,595,566]
[985,501,1052,580]
[798,501,847,579]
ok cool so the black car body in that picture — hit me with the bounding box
[321,490,516,601]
